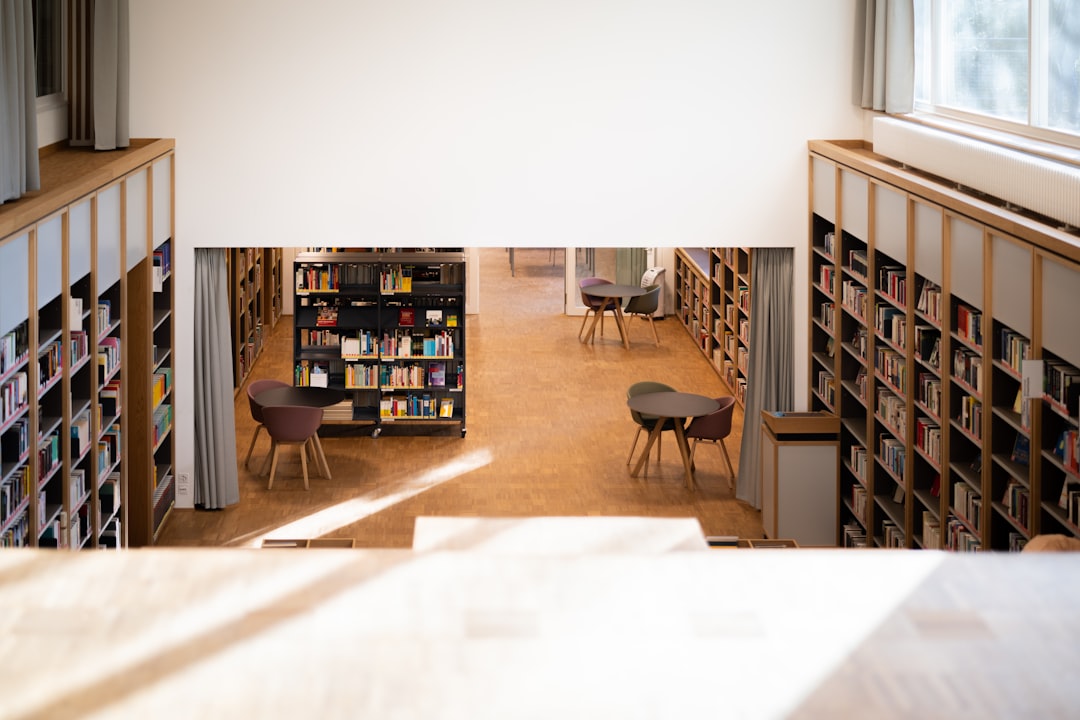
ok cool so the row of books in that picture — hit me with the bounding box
[915,325,940,369]
[296,264,344,292]
[98,429,121,477]
[849,444,867,481]
[1,467,30,527]
[875,347,906,392]
[1060,480,1080,528]
[152,368,173,408]
[848,249,868,278]
[915,417,941,466]
[842,521,867,548]
[71,412,92,458]
[379,331,455,359]
[0,323,29,376]
[955,303,983,348]
[998,328,1030,376]
[97,337,121,384]
[922,511,942,550]
[851,484,868,523]
[1002,480,1029,529]
[952,482,982,533]
[945,514,981,551]
[1,371,29,424]
[842,280,867,320]
[874,303,905,351]
[879,434,905,479]
[819,264,835,293]
[1053,429,1080,475]
[38,433,61,481]
[152,404,173,447]
[918,372,942,419]
[379,394,454,419]
[952,348,983,394]
[817,370,835,409]
[97,300,114,338]
[877,264,906,305]
[916,280,943,324]
[956,395,983,440]
[822,231,837,258]
[877,390,906,440]
[2,506,29,547]
[1044,359,1080,414]
[38,341,62,388]
[819,302,834,332]
[881,519,905,548]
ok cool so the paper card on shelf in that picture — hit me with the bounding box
[310,366,329,388]
[1021,359,1042,399]
[425,309,443,326]
[153,265,164,293]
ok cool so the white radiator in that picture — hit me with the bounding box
[873,116,1080,230]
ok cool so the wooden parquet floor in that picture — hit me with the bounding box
[156,247,764,548]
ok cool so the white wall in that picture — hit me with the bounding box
[128,0,864,506]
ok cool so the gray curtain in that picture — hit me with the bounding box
[92,0,130,150]
[859,0,915,114]
[194,248,240,509]
[736,248,794,509]
[616,248,648,286]
[0,0,40,204]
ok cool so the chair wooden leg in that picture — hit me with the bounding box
[719,439,736,487]
[647,316,659,347]
[266,443,281,490]
[244,424,264,468]
[299,442,310,490]
[688,438,699,472]
[312,434,331,479]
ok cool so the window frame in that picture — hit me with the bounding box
[913,0,1080,154]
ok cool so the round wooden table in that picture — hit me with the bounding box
[580,283,649,348]
[626,392,720,490]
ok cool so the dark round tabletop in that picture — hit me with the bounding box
[580,283,649,299]
[627,392,719,419]
[254,386,346,408]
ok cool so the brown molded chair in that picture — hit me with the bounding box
[243,378,291,470]
[578,277,619,342]
[623,284,662,347]
[261,404,326,490]
[684,396,737,487]
[626,380,680,470]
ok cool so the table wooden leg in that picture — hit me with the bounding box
[613,305,630,349]
[630,419,665,478]
[673,421,695,491]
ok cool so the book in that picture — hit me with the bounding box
[446,313,458,328]
[1011,434,1030,465]
[429,362,445,387]
[439,397,454,418]
[425,309,443,326]
[399,307,415,327]
[316,305,338,327]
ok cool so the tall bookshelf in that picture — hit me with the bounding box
[0,140,176,549]
[675,246,753,407]
[809,139,1080,551]
[293,250,467,437]
[229,248,265,388]
[709,248,752,406]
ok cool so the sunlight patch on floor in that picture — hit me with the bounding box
[236,449,494,548]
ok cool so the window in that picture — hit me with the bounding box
[914,0,1080,144]
[32,0,63,100]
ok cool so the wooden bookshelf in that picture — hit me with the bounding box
[675,247,753,407]
[0,140,176,548]
[809,139,1080,551]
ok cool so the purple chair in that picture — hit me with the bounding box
[578,277,619,342]
[243,379,291,469]
[684,396,737,487]
[261,405,326,490]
